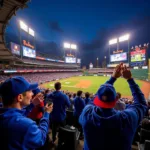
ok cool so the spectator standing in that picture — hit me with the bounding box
[0,76,53,150]
[73,90,85,138]
[79,64,147,150]
[84,92,91,105]
[47,82,71,143]
[114,92,126,111]
[68,94,74,110]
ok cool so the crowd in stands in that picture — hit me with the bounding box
[2,66,78,71]
[0,72,82,83]
[0,63,150,150]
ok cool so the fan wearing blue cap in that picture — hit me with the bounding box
[0,76,53,150]
[79,63,147,150]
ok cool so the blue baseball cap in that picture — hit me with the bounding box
[0,76,38,99]
[93,84,117,108]
[32,88,41,96]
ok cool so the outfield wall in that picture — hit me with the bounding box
[85,68,149,81]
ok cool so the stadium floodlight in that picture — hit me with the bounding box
[109,38,117,45]
[29,28,35,37]
[19,20,28,32]
[64,43,71,49]
[71,44,77,50]
[119,34,130,42]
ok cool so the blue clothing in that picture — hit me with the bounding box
[79,77,147,150]
[84,98,91,105]
[23,103,35,116]
[47,91,71,122]
[73,97,85,117]
[0,107,50,150]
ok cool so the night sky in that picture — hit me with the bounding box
[6,0,150,67]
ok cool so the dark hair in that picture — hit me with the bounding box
[69,94,72,99]
[73,93,76,98]
[85,92,90,98]
[54,82,61,90]
[45,89,49,94]
[116,92,121,99]
[77,90,83,97]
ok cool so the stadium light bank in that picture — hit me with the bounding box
[64,42,77,50]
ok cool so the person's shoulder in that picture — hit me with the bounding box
[82,104,95,113]
[15,115,35,127]
[9,115,36,134]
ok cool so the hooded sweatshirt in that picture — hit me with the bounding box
[73,96,85,117]
[84,97,91,105]
[79,77,147,150]
[0,108,50,150]
[47,91,71,122]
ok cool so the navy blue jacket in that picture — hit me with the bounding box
[73,97,85,117]
[0,107,50,150]
[79,77,147,150]
[84,98,91,105]
[47,91,71,122]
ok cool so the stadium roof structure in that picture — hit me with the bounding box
[0,0,29,61]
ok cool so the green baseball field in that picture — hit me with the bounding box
[41,76,150,98]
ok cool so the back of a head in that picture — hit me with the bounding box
[69,94,72,99]
[93,83,117,109]
[55,82,61,91]
[73,93,76,98]
[85,92,90,99]
[77,90,83,97]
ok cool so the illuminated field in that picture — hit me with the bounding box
[41,76,147,97]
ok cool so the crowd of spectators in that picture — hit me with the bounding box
[0,72,82,83]
[0,63,150,150]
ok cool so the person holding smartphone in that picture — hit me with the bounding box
[0,76,53,150]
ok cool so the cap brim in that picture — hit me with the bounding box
[28,83,38,91]
[93,96,117,109]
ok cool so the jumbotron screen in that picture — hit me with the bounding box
[11,42,20,55]
[23,46,36,58]
[65,57,76,63]
[110,52,127,62]
[130,50,146,62]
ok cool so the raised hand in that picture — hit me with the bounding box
[121,65,132,80]
[32,93,44,106]
[112,63,123,78]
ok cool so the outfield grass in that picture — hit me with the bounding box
[42,76,143,97]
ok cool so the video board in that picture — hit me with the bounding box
[65,57,76,63]
[23,46,36,58]
[110,52,127,62]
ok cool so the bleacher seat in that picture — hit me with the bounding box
[57,126,80,150]
[138,128,150,150]
[140,128,150,143]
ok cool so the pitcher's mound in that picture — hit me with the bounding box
[75,80,91,88]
